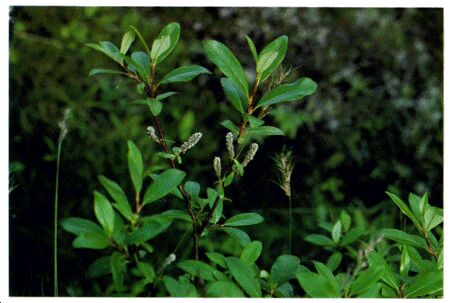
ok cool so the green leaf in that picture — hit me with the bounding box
[207,281,245,297]
[156,91,178,100]
[331,220,342,243]
[400,245,411,276]
[271,255,301,285]
[89,68,124,77]
[367,251,399,290]
[423,206,443,232]
[163,276,198,297]
[110,252,127,292]
[381,228,428,250]
[178,260,226,281]
[203,39,249,96]
[93,191,115,236]
[159,65,211,85]
[245,35,258,62]
[296,270,338,298]
[205,252,227,269]
[233,159,244,176]
[145,98,163,116]
[120,31,135,54]
[341,226,365,246]
[137,262,155,282]
[405,270,443,298]
[240,241,262,264]
[304,234,335,246]
[143,169,186,205]
[130,51,150,80]
[349,266,383,297]
[221,227,251,247]
[221,78,247,113]
[245,126,284,138]
[72,233,110,250]
[243,113,265,128]
[151,22,180,65]
[220,119,239,133]
[130,25,151,57]
[61,217,105,236]
[226,257,261,298]
[223,172,235,187]
[98,175,132,221]
[386,191,420,227]
[127,141,144,194]
[326,252,343,272]
[224,212,264,227]
[408,192,422,220]
[257,35,288,82]
[257,77,317,108]
[314,262,341,297]
[126,220,171,244]
[87,256,111,278]
[340,211,352,232]
[86,41,123,65]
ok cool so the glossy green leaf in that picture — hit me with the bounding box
[120,31,135,54]
[111,252,127,292]
[271,255,301,285]
[257,35,288,82]
[331,220,342,243]
[367,251,399,290]
[349,266,383,296]
[207,281,245,297]
[386,191,420,227]
[245,126,284,138]
[341,226,365,246]
[89,68,124,77]
[159,65,211,84]
[340,211,352,232]
[326,252,343,272]
[206,252,227,268]
[130,25,151,57]
[224,212,264,227]
[163,276,198,297]
[93,191,115,236]
[87,256,111,278]
[143,169,186,205]
[203,39,249,96]
[86,41,123,65]
[61,217,105,237]
[220,119,239,133]
[156,91,178,100]
[147,98,163,116]
[381,229,427,250]
[98,175,132,221]
[178,260,226,281]
[131,51,150,80]
[240,241,262,264]
[127,141,144,194]
[72,233,110,250]
[126,220,171,244]
[151,22,180,64]
[296,270,338,298]
[221,227,251,247]
[226,257,261,298]
[221,78,247,113]
[405,270,443,298]
[314,262,341,297]
[423,206,443,232]
[257,77,317,108]
[245,35,258,61]
[304,234,335,246]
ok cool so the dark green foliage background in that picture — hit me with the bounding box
[9,7,442,296]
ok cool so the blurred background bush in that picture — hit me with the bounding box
[9,7,442,296]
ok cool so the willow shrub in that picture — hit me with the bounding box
[61,23,442,298]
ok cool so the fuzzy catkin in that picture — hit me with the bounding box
[225,132,235,159]
[181,132,202,154]
[242,143,259,167]
[213,156,222,178]
[146,126,160,143]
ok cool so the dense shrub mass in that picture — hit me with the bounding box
[9,7,442,297]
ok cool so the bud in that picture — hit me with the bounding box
[225,132,235,159]
[146,126,160,143]
[180,132,202,154]
[213,156,222,179]
[242,143,259,167]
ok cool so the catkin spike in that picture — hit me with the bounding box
[225,132,235,159]
[242,143,259,167]
[181,132,202,154]
[146,126,160,143]
[213,156,222,179]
